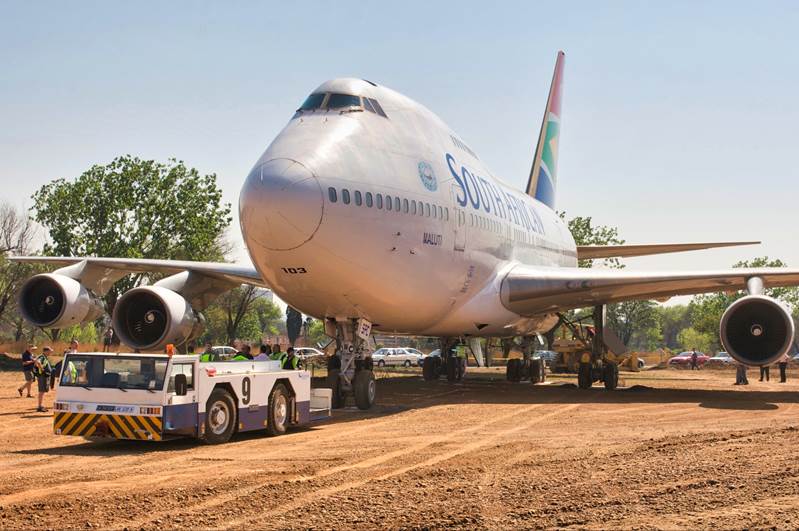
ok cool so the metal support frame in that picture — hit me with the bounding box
[334,318,370,391]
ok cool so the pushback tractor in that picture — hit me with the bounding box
[52,352,332,444]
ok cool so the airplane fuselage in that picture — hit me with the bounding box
[239,78,576,337]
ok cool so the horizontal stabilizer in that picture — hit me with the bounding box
[576,241,760,261]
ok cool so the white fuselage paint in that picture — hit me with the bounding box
[239,78,576,337]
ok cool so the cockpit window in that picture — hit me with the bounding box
[298,93,326,111]
[368,98,387,118]
[327,93,362,109]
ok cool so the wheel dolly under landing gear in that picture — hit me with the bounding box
[326,318,376,410]
[574,305,619,391]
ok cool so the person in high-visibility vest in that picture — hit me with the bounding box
[281,347,302,370]
[33,347,54,412]
[455,345,467,380]
[270,345,285,363]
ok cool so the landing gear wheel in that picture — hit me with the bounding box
[327,355,344,409]
[603,362,619,391]
[422,356,438,381]
[530,358,544,384]
[506,358,522,382]
[266,383,290,436]
[578,362,592,390]
[446,356,459,382]
[203,388,237,444]
[354,370,376,410]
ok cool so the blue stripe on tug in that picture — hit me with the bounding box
[163,403,199,436]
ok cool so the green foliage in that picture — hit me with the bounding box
[58,322,99,346]
[199,289,282,345]
[31,156,232,310]
[607,300,661,349]
[677,327,714,353]
[655,305,691,350]
[306,319,328,347]
[558,212,625,268]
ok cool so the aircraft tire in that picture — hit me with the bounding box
[446,356,458,382]
[327,368,344,409]
[354,370,376,410]
[506,359,521,382]
[578,362,592,389]
[530,358,544,384]
[422,357,438,381]
[603,362,619,391]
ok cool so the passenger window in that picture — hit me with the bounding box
[327,93,362,109]
[425,203,431,217]
[342,189,351,204]
[376,194,383,209]
[354,190,362,206]
[411,200,417,215]
[403,198,409,213]
[438,206,443,219]
[432,205,438,219]
[299,93,325,111]
[394,197,400,211]
[445,208,449,221]
[365,192,373,207]
[328,187,337,203]
[369,98,388,118]
[386,195,392,211]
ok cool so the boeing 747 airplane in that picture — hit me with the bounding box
[14,52,799,412]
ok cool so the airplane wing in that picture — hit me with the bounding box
[8,256,266,308]
[576,241,759,261]
[501,265,799,316]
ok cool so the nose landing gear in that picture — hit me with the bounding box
[326,318,376,410]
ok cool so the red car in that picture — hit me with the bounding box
[668,351,710,367]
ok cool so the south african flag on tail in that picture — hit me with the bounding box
[526,51,564,209]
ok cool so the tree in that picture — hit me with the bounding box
[0,202,37,325]
[216,286,261,344]
[306,319,328,347]
[655,305,690,350]
[677,327,714,353]
[607,300,661,349]
[31,156,232,312]
[286,306,303,346]
[558,212,625,268]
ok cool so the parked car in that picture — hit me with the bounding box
[706,352,734,367]
[293,347,326,362]
[373,347,424,367]
[211,346,238,359]
[668,351,710,368]
[534,350,558,367]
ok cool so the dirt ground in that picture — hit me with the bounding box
[2,366,799,530]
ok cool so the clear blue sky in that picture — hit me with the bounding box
[2,1,798,275]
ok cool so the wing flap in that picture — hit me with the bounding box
[501,265,799,316]
[576,241,759,261]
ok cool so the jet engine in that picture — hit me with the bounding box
[720,294,794,366]
[19,273,106,329]
[112,286,204,351]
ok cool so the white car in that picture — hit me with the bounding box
[373,347,424,367]
[293,347,326,361]
[212,346,238,359]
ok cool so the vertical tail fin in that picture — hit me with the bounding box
[526,51,564,208]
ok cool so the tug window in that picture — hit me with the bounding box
[342,189,351,205]
[328,187,337,203]
[299,93,325,111]
[354,190,362,206]
[376,194,383,209]
[365,192,373,207]
[327,94,362,109]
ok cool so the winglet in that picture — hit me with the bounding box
[526,51,565,208]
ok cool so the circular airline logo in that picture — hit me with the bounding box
[418,161,437,191]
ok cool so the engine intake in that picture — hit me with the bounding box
[720,295,794,366]
[113,286,204,351]
[18,273,105,329]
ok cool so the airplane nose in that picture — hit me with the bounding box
[239,158,323,251]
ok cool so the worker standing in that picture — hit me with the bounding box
[778,353,790,383]
[33,347,53,412]
[735,362,749,385]
[759,364,770,382]
[281,347,302,370]
[270,345,285,363]
[690,349,699,370]
[254,344,271,361]
[17,344,37,398]
[455,344,467,380]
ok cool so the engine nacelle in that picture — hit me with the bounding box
[720,295,795,366]
[112,286,204,351]
[19,273,106,329]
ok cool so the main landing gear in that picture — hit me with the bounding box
[326,319,376,410]
[423,337,466,383]
[573,305,619,391]
[506,336,546,384]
